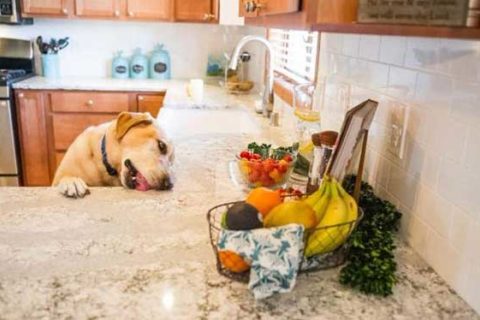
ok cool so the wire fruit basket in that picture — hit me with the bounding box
[207,200,363,283]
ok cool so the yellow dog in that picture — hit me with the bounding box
[53,112,174,198]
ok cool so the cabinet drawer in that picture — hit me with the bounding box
[50,92,130,113]
[52,114,115,150]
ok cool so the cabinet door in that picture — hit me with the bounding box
[239,0,300,17]
[75,0,121,18]
[313,0,357,24]
[22,0,69,16]
[15,91,52,186]
[175,0,217,22]
[137,94,165,118]
[127,0,172,20]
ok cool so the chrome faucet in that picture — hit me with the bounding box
[229,35,274,117]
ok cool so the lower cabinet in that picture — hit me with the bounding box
[15,89,166,186]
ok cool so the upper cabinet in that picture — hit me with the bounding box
[239,0,300,18]
[21,0,219,22]
[239,0,357,29]
[127,0,172,21]
[174,0,218,23]
[75,0,121,18]
[22,0,69,16]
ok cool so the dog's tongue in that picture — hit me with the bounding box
[135,172,150,191]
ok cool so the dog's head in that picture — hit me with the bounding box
[114,112,174,191]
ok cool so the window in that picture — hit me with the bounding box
[268,28,319,83]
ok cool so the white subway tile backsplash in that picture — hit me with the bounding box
[379,36,407,66]
[321,33,480,312]
[387,164,419,210]
[414,73,453,113]
[450,81,480,126]
[439,39,480,82]
[466,126,480,170]
[342,34,360,57]
[437,157,480,216]
[358,35,381,61]
[405,37,439,71]
[414,185,453,238]
[386,66,417,99]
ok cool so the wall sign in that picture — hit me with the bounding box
[358,0,469,26]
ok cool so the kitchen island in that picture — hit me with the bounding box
[1,81,478,319]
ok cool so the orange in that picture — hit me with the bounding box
[218,250,250,273]
[245,187,283,218]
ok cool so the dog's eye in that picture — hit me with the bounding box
[157,140,168,155]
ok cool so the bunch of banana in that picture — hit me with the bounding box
[303,177,358,258]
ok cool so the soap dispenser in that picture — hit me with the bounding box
[111,51,129,79]
[130,48,149,79]
[149,44,171,80]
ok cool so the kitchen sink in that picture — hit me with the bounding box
[157,107,262,138]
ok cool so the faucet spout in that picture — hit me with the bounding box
[229,35,274,117]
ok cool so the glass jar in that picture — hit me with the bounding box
[293,83,322,161]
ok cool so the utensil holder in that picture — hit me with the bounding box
[41,54,60,79]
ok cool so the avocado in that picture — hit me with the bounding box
[225,202,262,230]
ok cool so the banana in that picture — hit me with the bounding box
[337,180,358,222]
[304,179,350,257]
[311,183,331,222]
[303,183,325,208]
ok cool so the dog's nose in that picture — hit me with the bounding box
[159,177,173,190]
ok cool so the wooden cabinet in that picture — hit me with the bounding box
[15,91,51,186]
[15,89,166,186]
[137,94,165,117]
[75,0,121,18]
[126,0,172,20]
[239,0,300,17]
[22,0,69,16]
[174,0,218,22]
[309,0,357,24]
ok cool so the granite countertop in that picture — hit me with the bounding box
[1,84,478,319]
[12,76,260,110]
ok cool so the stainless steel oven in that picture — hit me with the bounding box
[0,98,19,186]
[0,37,34,186]
[0,0,32,25]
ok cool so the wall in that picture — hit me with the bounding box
[316,33,480,313]
[0,18,265,84]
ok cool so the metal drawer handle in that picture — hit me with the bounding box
[86,100,94,106]
[114,10,120,17]
[18,93,24,98]
[128,11,134,17]
[62,8,68,14]
[203,13,215,21]
[138,96,144,101]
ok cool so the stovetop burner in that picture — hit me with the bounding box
[0,69,28,81]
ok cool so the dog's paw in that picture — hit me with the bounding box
[57,177,90,198]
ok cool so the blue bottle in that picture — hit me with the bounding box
[130,48,149,79]
[111,51,129,79]
[149,44,171,80]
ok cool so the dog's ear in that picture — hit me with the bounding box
[115,112,152,140]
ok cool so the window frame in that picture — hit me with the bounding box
[267,28,320,106]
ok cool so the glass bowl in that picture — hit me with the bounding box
[235,154,295,189]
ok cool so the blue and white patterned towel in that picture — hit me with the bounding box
[217,224,305,299]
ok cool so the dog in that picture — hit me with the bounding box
[53,112,174,198]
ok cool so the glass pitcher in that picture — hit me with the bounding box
[294,83,322,159]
